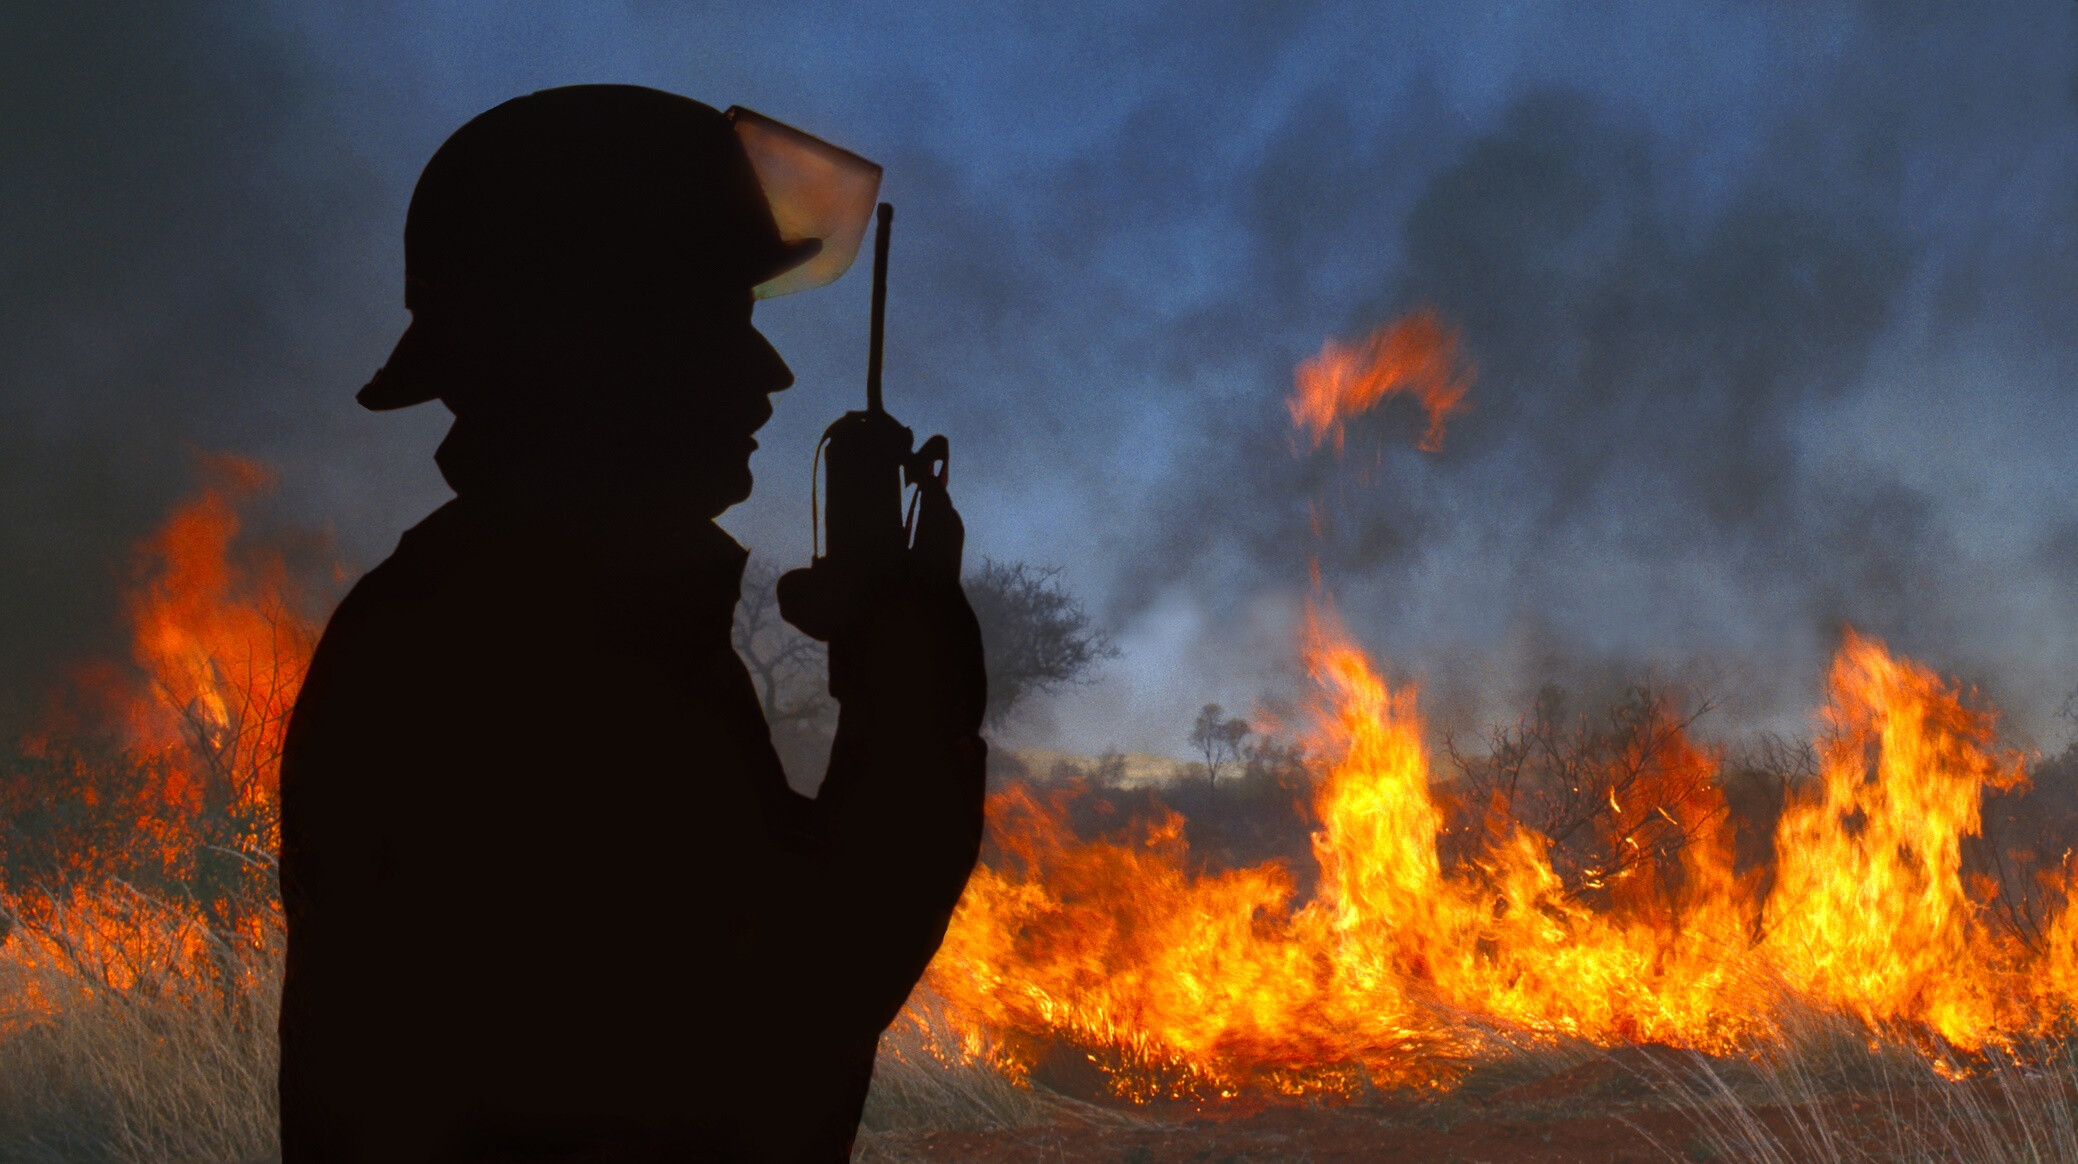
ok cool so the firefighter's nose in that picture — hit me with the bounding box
[741,325,793,395]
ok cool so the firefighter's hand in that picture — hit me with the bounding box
[777,565,985,736]
[851,569,985,737]
[777,479,985,735]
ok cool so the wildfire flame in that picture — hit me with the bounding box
[121,455,309,828]
[918,613,2064,1098]
[901,309,2078,1097]
[1288,308,1471,454]
[1766,631,2030,1045]
[2,456,310,1021]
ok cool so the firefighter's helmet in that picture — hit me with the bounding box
[359,84,881,411]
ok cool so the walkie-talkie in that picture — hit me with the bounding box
[785,203,959,666]
[820,204,921,577]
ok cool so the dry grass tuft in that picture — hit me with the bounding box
[1613,1008,2078,1164]
[0,901,281,1164]
[859,986,1145,1139]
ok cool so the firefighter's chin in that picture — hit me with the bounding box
[681,453,755,520]
[712,465,754,517]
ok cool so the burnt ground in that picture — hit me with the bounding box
[853,1048,1982,1163]
[857,1104,1696,1164]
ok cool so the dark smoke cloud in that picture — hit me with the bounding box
[1044,4,2078,748]
[5,2,2076,756]
[3,5,313,703]
[0,4,453,724]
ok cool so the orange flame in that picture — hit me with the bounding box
[922,610,1771,1096]
[1288,308,1471,453]
[920,618,2077,1097]
[2,457,317,1023]
[902,309,2077,1096]
[1764,630,2030,1047]
[122,455,310,825]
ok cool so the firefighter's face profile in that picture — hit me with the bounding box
[681,300,792,515]
[571,292,793,517]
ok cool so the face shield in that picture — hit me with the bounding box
[726,107,884,300]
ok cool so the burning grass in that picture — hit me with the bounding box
[856,1020,2078,1163]
[909,613,2078,1104]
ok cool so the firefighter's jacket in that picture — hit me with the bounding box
[277,496,986,1162]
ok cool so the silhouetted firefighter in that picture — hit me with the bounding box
[278,85,986,1162]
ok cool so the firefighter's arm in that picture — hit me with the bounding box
[777,473,987,1033]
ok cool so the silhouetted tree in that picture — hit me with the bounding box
[735,555,1118,754]
[733,558,833,728]
[1971,741,2078,953]
[731,556,835,785]
[965,560,1118,728]
[1189,703,1250,791]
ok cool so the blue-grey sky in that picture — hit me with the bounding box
[6,2,2077,757]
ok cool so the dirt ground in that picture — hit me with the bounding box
[858,1105,1693,1163]
[855,1056,1713,1163]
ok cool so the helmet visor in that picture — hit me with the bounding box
[726,106,883,299]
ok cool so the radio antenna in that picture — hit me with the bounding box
[865,202,893,415]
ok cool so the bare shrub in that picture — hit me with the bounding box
[1443,682,1735,915]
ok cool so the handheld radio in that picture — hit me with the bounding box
[817,204,946,577]
[788,204,958,654]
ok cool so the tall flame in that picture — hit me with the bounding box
[923,610,1763,1096]
[1764,630,2029,1047]
[121,454,310,831]
[920,614,2072,1098]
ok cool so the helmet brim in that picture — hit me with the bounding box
[355,294,805,413]
[356,237,818,412]
[356,318,449,411]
